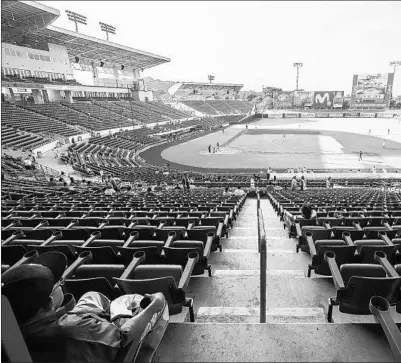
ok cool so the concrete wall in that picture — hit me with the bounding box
[2,42,73,78]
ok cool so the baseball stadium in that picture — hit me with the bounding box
[1,1,401,363]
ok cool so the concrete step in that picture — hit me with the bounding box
[209,250,310,270]
[187,275,401,324]
[229,228,288,238]
[223,237,296,250]
[157,323,396,362]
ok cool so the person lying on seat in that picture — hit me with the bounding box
[2,252,168,363]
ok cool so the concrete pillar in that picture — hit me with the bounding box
[91,61,98,79]
[65,90,74,103]
[32,89,44,104]
[8,88,16,103]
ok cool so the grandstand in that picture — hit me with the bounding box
[2,1,401,363]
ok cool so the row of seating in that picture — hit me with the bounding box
[181,100,253,116]
[267,188,401,322]
[1,125,51,152]
[1,189,247,320]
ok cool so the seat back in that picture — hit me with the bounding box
[1,295,33,363]
[339,266,401,314]
[114,272,183,315]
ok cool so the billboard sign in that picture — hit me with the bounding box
[332,91,344,108]
[285,113,299,118]
[314,91,335,109]
[315,112,329,118]
[293,91,314,107]
[274,91,293,108]
[360,112,376,118]
[350,73,394,109]
[268,113,283,118]
[344,112,359,118]
[301,113,315,118]
[329,113,342,118]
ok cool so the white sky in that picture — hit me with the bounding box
[41,1,401,94]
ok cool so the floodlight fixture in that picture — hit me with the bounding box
[390,61,401,75]
[66,10,87,33]
[99,22,116,41]
[208,75,215,84]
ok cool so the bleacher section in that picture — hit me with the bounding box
[181,100,221,115]
[2,103,78,138]
[19,103,100,132]
[149,101,190,119]
[181,100,253,116]
[64,102,135,130]
[1,124,51,151]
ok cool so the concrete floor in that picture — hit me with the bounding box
[157,198,400,361]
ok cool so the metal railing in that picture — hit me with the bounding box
[257,191,267,323]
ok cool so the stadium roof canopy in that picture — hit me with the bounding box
[2,0,170,70]
[1,1,60,39]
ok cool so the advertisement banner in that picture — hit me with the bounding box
[300,113,315,118]
[284,113,299,118]
[293,91,314,107]
[329,113,342,118]
[332,91,344,108]
[360,112,376,118]
[350,73,394,109]
[314,91,335,109]
[344,112,359,118]
[274,91,293,109]
[393,112,401,118]
[315,112,329,118]
[268,113,283,118]
[377,113,393,118]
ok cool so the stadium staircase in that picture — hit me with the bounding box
[157,198,396,362]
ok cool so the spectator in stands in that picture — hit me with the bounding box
[105,184,116,196]
[266,181,275,192]
[48,177,57,187]
[145,187,156,197]
[153,183,163,192]
[23,157,33,170]
[326,177,332,189]
[300,202,316,220]
[182,175,190,190]
[233,186,245,196]
[223,186,232,196]
[107,175,119,192]
[291,176,298,191]
[300,175,307,191]
[100,170,105,183]
[1,252,167,363]
[62,182,71,192]
[69,177,76,185]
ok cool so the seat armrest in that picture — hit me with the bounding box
[120,251,146,280]
[203,233,214,259]
[306,232,317,256]
[62,251,93,280]
[374,251,399,278]
[295,222,302,238]
[324,251,345,291]
[369,296,401,362]
[178,251,199,290]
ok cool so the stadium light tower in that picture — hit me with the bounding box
[293,62,303,91]
[208,75,215,84]
[66,10,87,33]
[100,22,116,41]
[390,61,401,76]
